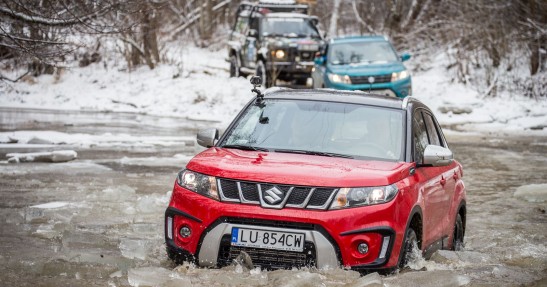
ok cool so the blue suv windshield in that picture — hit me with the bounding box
[261,18,319,38]
[221,99,404,161]
[329,41,398,65]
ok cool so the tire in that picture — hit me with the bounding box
[452,213,464,251]
[229,55,239,78]
[256,60,272,88]
[166,246,194,265]
[399,227,418,268]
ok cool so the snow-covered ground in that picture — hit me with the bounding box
[1,46,546,135]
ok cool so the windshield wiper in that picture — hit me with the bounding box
[221,144,270,152]
[274,149,353,159]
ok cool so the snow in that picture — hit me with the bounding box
[1,46,545,135]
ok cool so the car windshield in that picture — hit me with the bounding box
[261,17,319,38]
[221,99,404,161]
[329,41,399,65]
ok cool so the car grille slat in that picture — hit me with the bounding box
[217,179,336,210]
[350,74,392,84]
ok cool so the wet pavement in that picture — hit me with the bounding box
[0,108,545,286]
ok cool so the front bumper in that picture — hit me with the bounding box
[267,61,314,79]
[165,183,405,270]
[325,77,412,98]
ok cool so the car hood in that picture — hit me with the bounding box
[264,37,322,48]
[327,61,405,76]
[186,148,413,187]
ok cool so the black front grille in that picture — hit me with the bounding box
[219,179,239,199]
[286,187,310,205]
[217,235,316,269]
[350,74,392,84]
[217,179,338,210]
[308,188,335,207]
[299,51,314,61]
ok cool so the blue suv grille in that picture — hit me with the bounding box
[350,74,392,84]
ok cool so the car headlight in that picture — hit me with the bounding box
[391,70,409,81]
[327,73,352,84]
[176,170,219,200]
[329,184,398,209]
[274,49,286,59]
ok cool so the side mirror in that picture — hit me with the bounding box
[400,53,411,62]
[423,145,454,167]
[247,29,258,38]
[314,53,325,65]
[197,128,218,148]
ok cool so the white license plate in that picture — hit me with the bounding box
[230,227,305,252]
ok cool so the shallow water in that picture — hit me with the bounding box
[0,109,545,286]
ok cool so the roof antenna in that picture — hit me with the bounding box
[250,76,264,105]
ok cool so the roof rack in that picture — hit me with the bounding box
[238,1,308,15]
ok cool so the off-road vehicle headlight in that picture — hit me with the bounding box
[274,49,286,59]
[176,170,219,200]
[329,184,398,209]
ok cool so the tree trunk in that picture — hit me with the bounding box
[199,0,213,47]
[328,0,342,37]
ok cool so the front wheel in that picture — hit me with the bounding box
[452,213,464,251]
[255,60,272,88]
[229,55,239,78]
[399,227,418,268]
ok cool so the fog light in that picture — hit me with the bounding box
[357,243,369,254]
[179,226,191,238]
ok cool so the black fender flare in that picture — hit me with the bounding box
[396,205,423,267]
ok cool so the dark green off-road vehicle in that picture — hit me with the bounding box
[227,1,324,87]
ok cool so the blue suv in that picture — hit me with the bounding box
[312,36,412,98]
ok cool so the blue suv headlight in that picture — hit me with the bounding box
[328,73,352,84]
[391,70,410,82]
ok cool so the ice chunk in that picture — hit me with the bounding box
[7,150,77,163]
[346,272,383,287]
[268,270,325,287]
[384,270,470,287]
[31,202,70,209]
[128,267,192,287]
[119,238,152,260]
[514,184,547,203]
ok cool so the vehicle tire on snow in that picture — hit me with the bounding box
[399,227,418,268]
[452,213,464,251]
[230,55,239,78]
[256,60,272,88]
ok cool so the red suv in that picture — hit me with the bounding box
[165,81,466,272]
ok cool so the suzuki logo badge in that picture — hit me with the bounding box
[264,186,284,205]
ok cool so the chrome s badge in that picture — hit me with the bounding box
[368,76,375,84]
[264,186,284,205]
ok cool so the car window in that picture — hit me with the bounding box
[413,111,428,164]
[328,41,398,65]
[261,18,319,38]
[222,99,404,161]
[423,113,442,147]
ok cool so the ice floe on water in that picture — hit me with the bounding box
[514,183,547,203]
[7,150,77,163]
